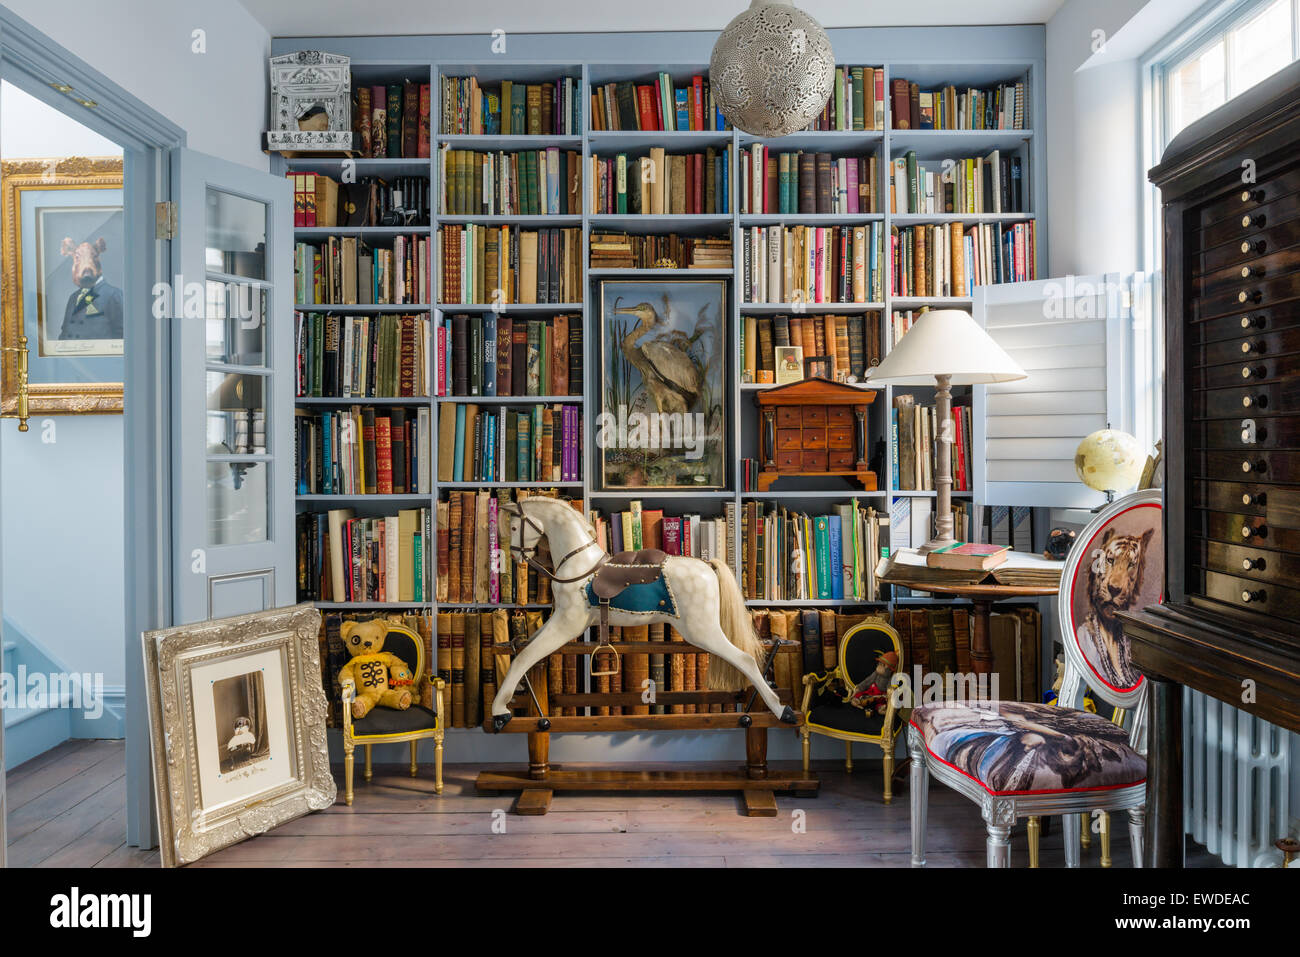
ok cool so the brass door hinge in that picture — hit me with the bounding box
[155,201,177,240]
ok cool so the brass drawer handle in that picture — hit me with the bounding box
[1242,557,1266,571]
[1241,393,1267,409]
[1241,589,1267,603]
[1242,491,1267,506]
[1241,340,1265,354]
[1240,522,1268,538]
[1242,364,1267,379]
[1240,458,1267,473]
[1241,266,1263,279]
[1239,289,1262,304]
[1240,314,1266,329]
[1241,239,1266,254]
[1241,189,1264,203]
[1242,213,1266,228]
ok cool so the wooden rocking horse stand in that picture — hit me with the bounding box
[476,497,818,816]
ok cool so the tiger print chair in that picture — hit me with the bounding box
[908,490,1161,867]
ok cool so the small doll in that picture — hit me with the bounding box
[849,651,899,715]
[226,716,256,754]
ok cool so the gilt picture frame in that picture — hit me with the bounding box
[142,603,336,867]
[0,156,125,417]
[597,279,728,490]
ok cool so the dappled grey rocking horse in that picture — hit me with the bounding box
[490,496,798,731]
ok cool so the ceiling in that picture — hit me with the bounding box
[238,0,1067,37]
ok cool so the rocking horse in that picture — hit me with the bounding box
[490,496,799,731]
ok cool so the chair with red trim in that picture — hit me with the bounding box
[907,490,1161,867]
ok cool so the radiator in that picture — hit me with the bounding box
[1184,688,1293,867]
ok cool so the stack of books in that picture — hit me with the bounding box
[588,232,731,269]
[741,223,884,303]
[435,313,582,397]
[441,148,582,216]
[293,235,430,305]
[589,148,731,214]
[437,403,582,483]
[738,148,879,215]
[889,220,1037,297]
[440,75,582,135]
[352,80,431,158]
[295,312,431,398]
[890,392,973,492]
[294,405,432,495]
[438,224,582,304]
[589,74,727,131]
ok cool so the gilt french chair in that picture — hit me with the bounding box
[340,620,445,805]
[800,619,905,803]
[908,490,1161,867]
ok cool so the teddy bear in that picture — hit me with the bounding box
[338,620,416,718]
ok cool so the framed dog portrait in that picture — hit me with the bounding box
[142,603,336,867]
[1,156,124,418]
[1060,490,1162,699]
[597,279,728,489]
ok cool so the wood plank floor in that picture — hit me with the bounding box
[6,740,1220,868]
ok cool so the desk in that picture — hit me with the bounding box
[876,578,1057,676]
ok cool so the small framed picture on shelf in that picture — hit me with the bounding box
[142,603,336,867]
[803,355,832,381]
[597,279,727,489]
[774,345,804,385]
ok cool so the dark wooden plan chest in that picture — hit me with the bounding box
[1123,60,1300,867]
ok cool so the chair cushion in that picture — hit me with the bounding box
[807,695,888,737]
[910,700,1145,796]
[352,704,438,737]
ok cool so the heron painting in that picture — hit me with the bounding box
[597,280,727,489]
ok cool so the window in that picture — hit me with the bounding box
[1140,0,1300,452]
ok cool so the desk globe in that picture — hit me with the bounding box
[1075,428,1143,501]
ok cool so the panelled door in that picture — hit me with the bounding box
[171,148,294,624]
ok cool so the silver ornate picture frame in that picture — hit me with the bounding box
[142,603,336,867]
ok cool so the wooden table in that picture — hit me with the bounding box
[876,579,1058,676]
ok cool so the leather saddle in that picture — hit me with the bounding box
[587,548,670,677]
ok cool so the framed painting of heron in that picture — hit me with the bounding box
[597,279,728,490]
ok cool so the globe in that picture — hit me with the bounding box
[1075,429,1144,493]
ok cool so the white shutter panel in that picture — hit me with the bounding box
[973,273,1134,508]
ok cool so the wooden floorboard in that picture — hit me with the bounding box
[5,743,1224,868]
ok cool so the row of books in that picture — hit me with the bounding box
[895,605,1041,700]
[741,223,885,304]
[294,406,431,496]
[440,148,582,216]
[738,148,880,215]
[813,65,887,131]
[440,75,583,135]
[890,77,1027,131]
[889,220,1037,297]
[590,501,735,562]
[741,500,891,602]
[436,490,580,604]
[891,392,973,492]
[438,224,582,304]
[890,150,1026,216]
[437,313,581,398]
[436,403,582,484]
[589,148,731,215]
[588,231,731,269]
[297,507,434,603]
[352,81,432,158]
[590,74,727,132]
[291,174,431,229]
[293,235,431,306]
[295,312,431,399]
[741,313,881,385]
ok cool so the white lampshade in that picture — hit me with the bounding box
[866,309,1027,386]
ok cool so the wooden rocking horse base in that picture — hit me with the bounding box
[476,724,820,817]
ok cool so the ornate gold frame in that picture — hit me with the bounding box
[1,156,125,421]
[142,603,337,867]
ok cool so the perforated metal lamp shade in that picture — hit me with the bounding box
[709,0,836,137]
[866,309,1027,550]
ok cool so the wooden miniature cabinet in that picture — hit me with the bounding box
[755,378,878,491]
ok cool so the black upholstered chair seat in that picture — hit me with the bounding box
[807,693,888,737]
[352,704,438,737]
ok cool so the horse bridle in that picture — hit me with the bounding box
[501,501,606,585]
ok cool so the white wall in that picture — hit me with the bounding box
[2,0,271,169]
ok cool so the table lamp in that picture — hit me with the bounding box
[866,309,1026,551]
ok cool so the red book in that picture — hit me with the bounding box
[765,156,777,214]
[662,516,682,555]
[418,83,432,158]
[692,75,704,131]
[694,153,704,214]
[685,157,695,215]
[636,85,657,132]
[891,78,911,129]
[375,414,394,494]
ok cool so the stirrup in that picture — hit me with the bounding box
[589,643,621,677]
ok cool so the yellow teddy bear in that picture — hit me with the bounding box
[338,620,415,718]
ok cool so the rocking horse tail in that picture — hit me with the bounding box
[705,558,763,692]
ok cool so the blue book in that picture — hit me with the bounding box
[321,410,334,495]
[890,408,899,490]
[483,312,497,396]
[828,514,844,600]
[869,223,879,301]
[721,150,729,215]
[484,412,496,481]
[675,88,690,130]
[453,404,466,482]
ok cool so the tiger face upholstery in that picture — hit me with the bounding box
[910,700,1146,796]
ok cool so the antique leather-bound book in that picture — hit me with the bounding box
[450,613,466,727]
[547,644,564,717]
[479,615,497,722]
[434,500,450,601]
[402,79,419,158]
[436,611,453,717]
[798,152,816,214]
[445,491,463,601]
[417,83,431,158]
[458,490,476,600]
[800,608,822,674]
[463,612,481,728]
[385,83,402,158]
